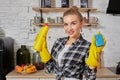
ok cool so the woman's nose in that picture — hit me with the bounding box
[67,25,73,30]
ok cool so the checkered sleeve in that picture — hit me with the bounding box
[45,59,55,73]
[84,65,97,80]
[84,47,97,80]
[45,39,59,74]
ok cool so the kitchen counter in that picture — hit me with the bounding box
[6,69,55,78]
[6,67,120,79]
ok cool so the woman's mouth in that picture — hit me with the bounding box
[68,31,74,35]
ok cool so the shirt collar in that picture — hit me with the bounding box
[61,34,84,46]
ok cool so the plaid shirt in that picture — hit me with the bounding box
[46,35,97,80]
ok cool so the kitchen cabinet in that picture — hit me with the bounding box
[6,78,56,80]
[32,7,97,26]
[40,78,55,80]
[96,78,116,80]
[7,78,56,80]
[7,78,39,80]
[6,78,117,80]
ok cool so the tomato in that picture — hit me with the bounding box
[20,64,25,67]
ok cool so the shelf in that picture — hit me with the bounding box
[32,7,98,27]
[32,7,97,12]
[33,23,98,27]
[33,23,63,26]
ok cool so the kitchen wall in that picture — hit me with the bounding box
[0,0,120,67]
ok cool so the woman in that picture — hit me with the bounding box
[45,6,97,80]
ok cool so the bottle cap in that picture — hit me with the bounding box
[44,23,48,26]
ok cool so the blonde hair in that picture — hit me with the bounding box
[63,6,83,22]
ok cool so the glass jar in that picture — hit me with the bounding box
[32,51,44,70]
[16,45,30,65]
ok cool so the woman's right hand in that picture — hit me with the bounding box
[40,37,51,63]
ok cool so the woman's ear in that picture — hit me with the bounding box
[80,19,84,28]
[82,17,88,25]
[81,20,84,26]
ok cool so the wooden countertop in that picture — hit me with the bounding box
[96,67,116,78]
[6,67,120,78]
[6,69,56,78]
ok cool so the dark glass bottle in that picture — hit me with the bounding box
[16,45,30,65]
[61,0,69,8]
[44,0,51,8]
[80,0,88,8]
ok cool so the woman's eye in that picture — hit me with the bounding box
[71,22,76,25]
[64,23,68,26]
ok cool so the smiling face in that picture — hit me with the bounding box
[63,14,83,39]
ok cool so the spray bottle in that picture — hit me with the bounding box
[33,23,51,63]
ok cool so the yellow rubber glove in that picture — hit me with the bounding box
[86,31,106,67]
[40,37,51,63]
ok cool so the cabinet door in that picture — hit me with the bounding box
[6,78,39,80]
[40,78,55,80]
[97,78,116,80]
